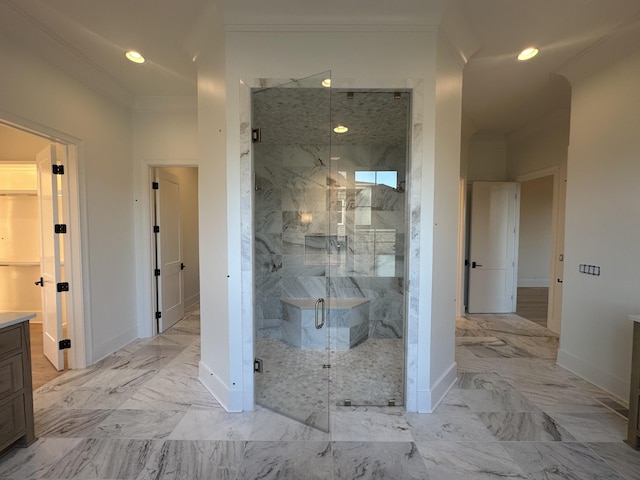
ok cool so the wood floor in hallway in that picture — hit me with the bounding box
[516,286,548,327]
[29,323,65,390]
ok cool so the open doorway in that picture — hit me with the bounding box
[461,171,564,330]
[150,166,199,335]
[0,121,86,388]
[515,174,554,327]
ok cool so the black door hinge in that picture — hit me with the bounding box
[57,282,69,292]
[254,358,263,373]
[252,128,262,143]
[52,164,65,175]
[55,224,67,234]
[152,181,159,190]
[153,225,160,233]
[59,339,71,350]
[155,311,162,319]
[154,268,160,276]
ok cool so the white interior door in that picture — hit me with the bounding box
[36,145,64,370]
[468,181,518,313]
[155,169,184,332]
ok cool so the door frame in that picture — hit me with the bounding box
[0,114,89,369]
[467,181,520,314]
[515,166,563,333]
[141,163,198,337]
[238,77,425,413]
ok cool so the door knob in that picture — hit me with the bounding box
[180,263,186,270]
[472,261,483,268]
[34,277,44,287]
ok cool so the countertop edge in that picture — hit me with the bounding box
[0,312,36,330]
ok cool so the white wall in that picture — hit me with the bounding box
[431,37,464,399]
[215,26,461,412]
[132,99,199,336]
[517,176,553,287]
[559,52,640,401]
[195,5,232,408]
[0,41,137,363]
[507,110,569,179]
[467,135,506,182]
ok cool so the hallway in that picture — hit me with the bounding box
[1,308,639,479]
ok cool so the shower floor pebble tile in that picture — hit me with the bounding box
[2,312,640,479]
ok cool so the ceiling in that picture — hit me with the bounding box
[1,0,639,136]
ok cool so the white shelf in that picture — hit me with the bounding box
[0,190,37,196]
[0,262,40,267]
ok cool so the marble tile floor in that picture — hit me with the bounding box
[2,311,640,479]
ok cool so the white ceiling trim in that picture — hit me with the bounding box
[555,13,640,83]
[223,24,440,33]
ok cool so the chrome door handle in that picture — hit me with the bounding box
[315,298,325,329]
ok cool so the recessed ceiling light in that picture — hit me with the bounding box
[125,50,145,64]
[333,125,348,134]
[517,47,539,61]
[322,78,331,88]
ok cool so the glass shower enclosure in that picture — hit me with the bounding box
[253,73,410,431]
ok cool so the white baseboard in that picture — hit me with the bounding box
[199,361,243,412]
[92,325,138,365]
[557,348,629,403]
[416,362,457,413]
[518,279,549,288]
[185,294,200,308]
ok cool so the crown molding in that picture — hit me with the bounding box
[224,23,440,33]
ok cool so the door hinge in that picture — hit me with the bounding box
[55,224,67,234]
[152,181,159,190]
[153,225,160,233]
[52,164,64,175]
[155,311,162,319]
[154,268,160,276]
[56,282,69,292]
[254,358,263,373]
[59,339,71,350]
[252,128,262,143]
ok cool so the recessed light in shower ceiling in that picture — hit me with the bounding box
[333,125,348,134]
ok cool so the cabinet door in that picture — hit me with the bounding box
[0,393,26,451]
[0,354,24,401]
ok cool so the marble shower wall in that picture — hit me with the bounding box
[254,142,407,340]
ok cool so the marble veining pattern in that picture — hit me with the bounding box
[2,311,640,479]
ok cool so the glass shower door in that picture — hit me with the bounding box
[252,72,333,431]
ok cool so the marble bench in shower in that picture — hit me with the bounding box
[281,298,370,350]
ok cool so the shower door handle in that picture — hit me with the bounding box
[315,298,325,329]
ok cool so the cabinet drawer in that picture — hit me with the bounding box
[0,353,24,401]
[0,326,23,355]
[0,393,26,452]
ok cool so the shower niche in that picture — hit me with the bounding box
[253,73,410,431]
